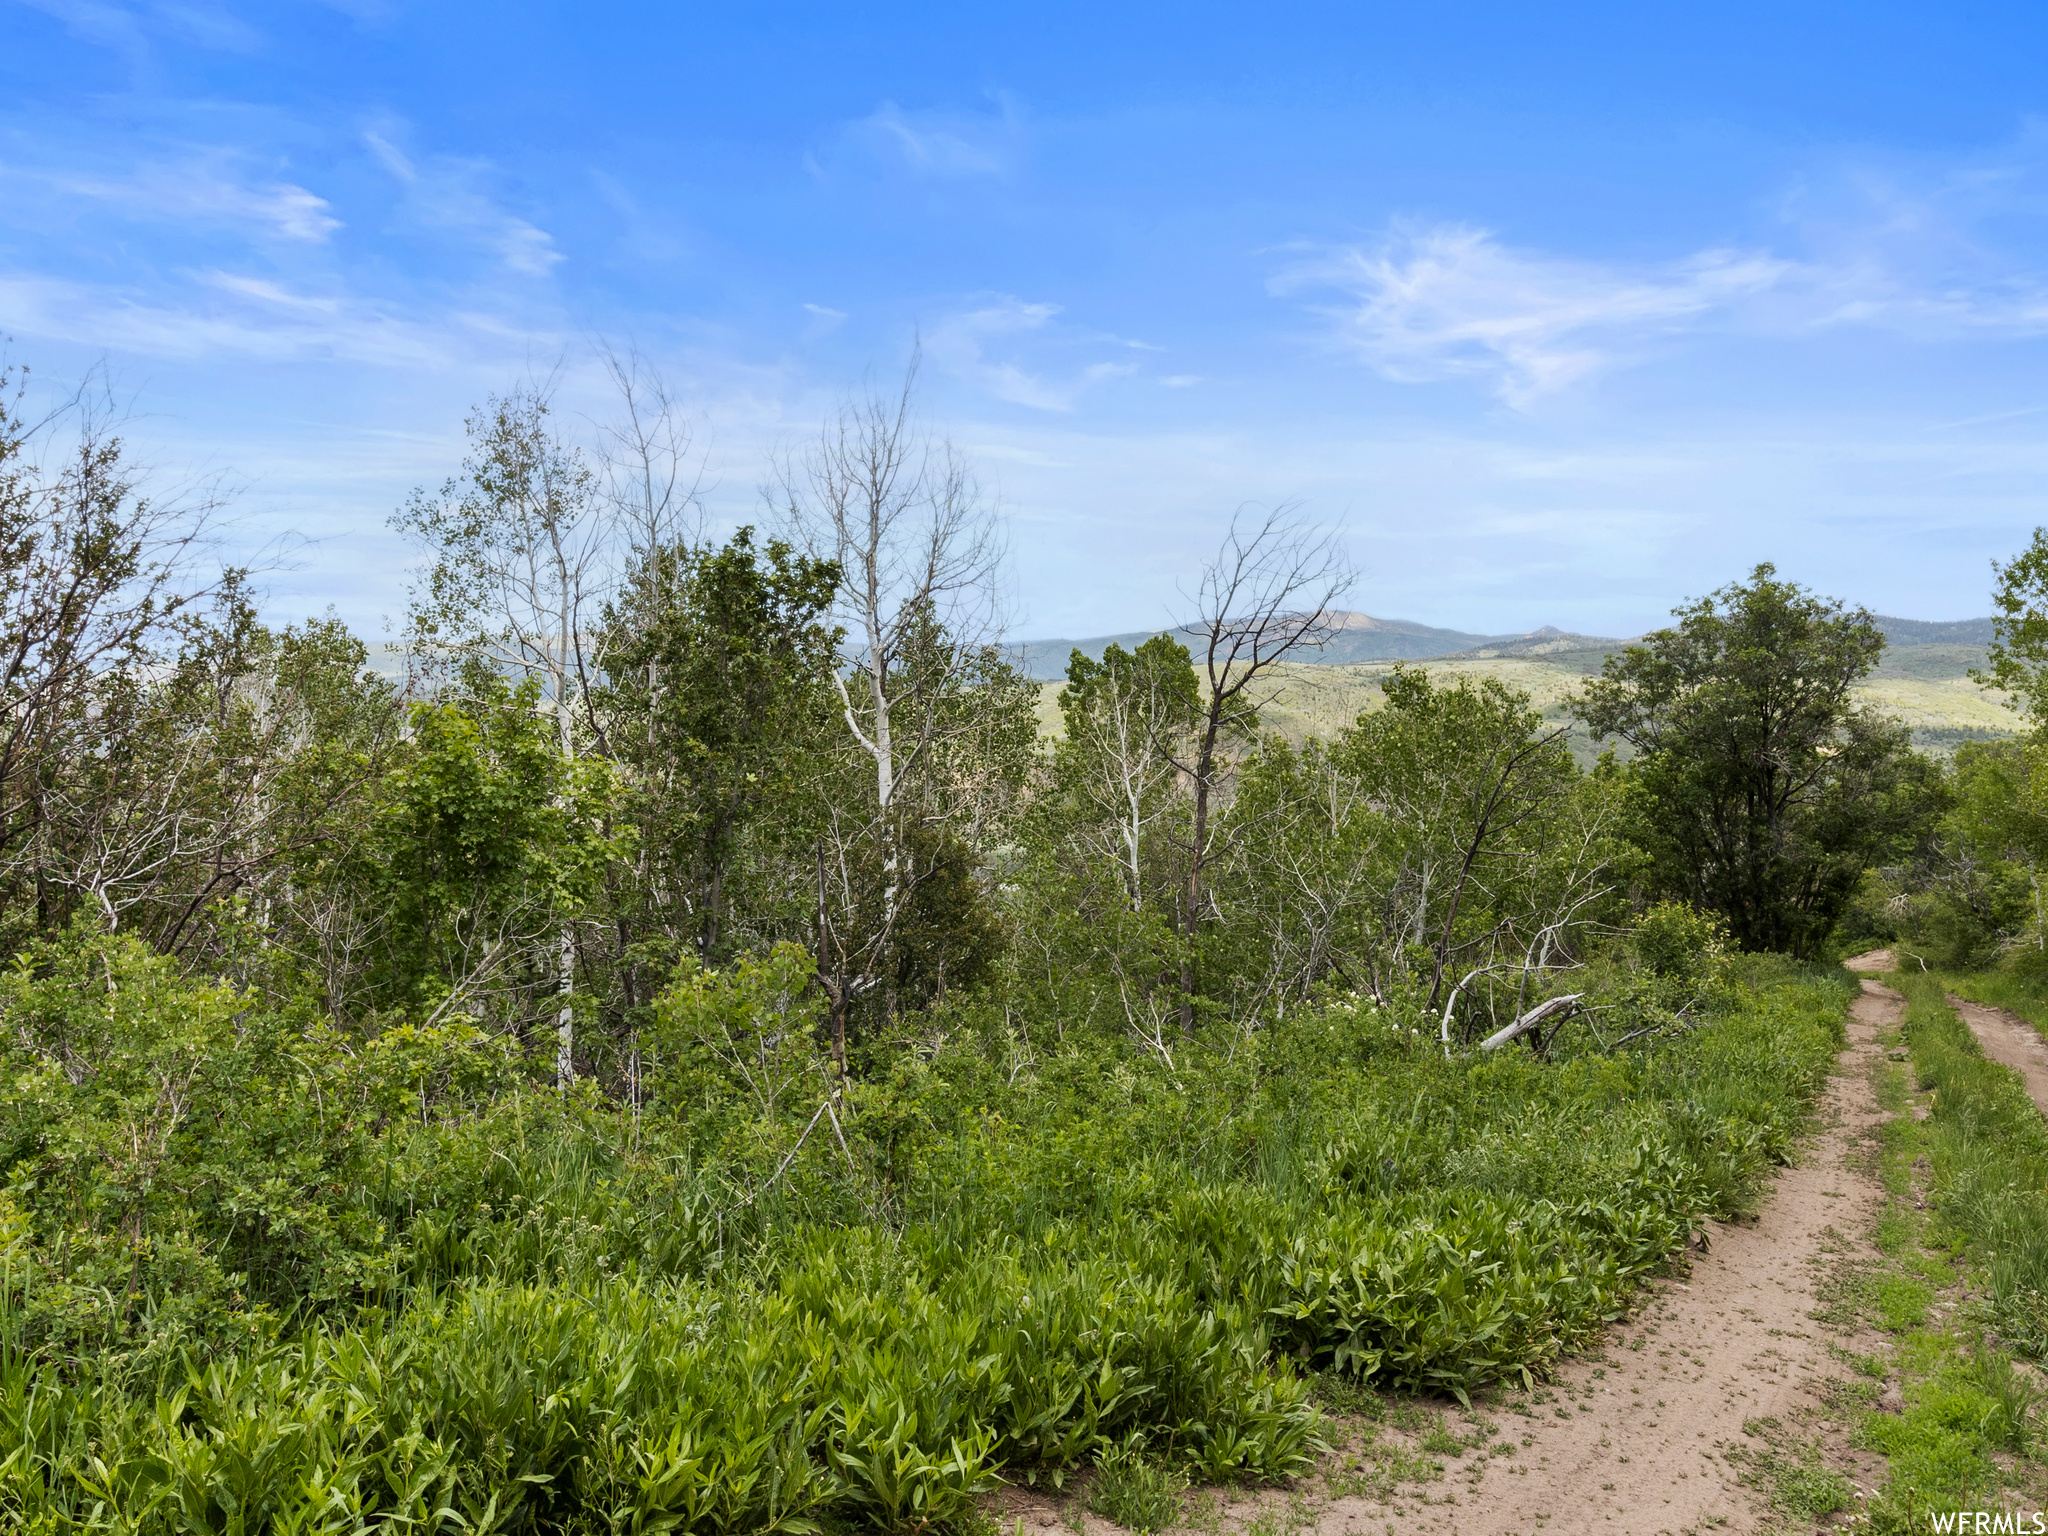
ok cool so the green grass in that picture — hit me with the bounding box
[1088,1446,1189,1534]
[1895,973,2048,1350]
[1847,972,2048,1530]
[1939,968,2048,1035]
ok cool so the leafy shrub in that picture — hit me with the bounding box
[1632,900,1729,978]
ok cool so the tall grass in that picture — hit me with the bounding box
[1894,973,2048,1352]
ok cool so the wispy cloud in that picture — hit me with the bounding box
[1274,223,1792,406]
[925,296,1139,410]
[0,267,491,368]
[19,0,262,62]
[1281,152,2048,407]
[846,98,1023,179]
[798,302,847,341]
[364,128,561,276]
[3,154,340,241]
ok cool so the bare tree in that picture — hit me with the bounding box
[774,354,1008,1078]
[591,342,706,568]
[1170,505,1354,1026]
[1056,638,1199,912]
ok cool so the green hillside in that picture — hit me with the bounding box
[1035,640,2020,759]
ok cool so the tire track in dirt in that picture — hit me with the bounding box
[1949,993,2048,1117]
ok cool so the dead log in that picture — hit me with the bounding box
[1478,993,1583,1053]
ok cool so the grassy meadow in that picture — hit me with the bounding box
[1034,640,2019,760]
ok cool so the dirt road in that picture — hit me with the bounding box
[1850,948,2048,1114]
[1949,994,2048,1115]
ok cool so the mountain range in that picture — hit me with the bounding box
[1011,611,1997,681]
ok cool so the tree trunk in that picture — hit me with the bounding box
[555,926,575,1090]
[1180,717,1220,1033]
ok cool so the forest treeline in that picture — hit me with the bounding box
[0,354,2040,1532]
[0,361,1952,1067]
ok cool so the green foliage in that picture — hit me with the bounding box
[1087,1443,1189,1533]
[1892,973,2048,1353]
[1773,1459,1854,1519]
[1206,667,1638,1036]
[599,527,841,964]
[0,926,394,1360]
[1575,563,1941,957]
[0,921,1849,1531]
[0,359,1938,1533]
[1630,900,1729,979]
[1976,524,2048,724]
[354,671,624,1022]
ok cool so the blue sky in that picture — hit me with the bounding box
[6,1,2048,640]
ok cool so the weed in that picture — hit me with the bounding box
[1088,1445,1189,1535]
[1775,1461,1854,1518]
[1871,1273,1936,1331]
[1964,1348,2038,1454]
[1820,1375,1881,1410]
[1309,1369,1381,1420]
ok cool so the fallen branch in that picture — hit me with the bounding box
[721,1098,832,1218]
[1611,1015,1692,1050]
[1478,993,1583,1053]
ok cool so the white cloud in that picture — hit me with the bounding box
[1281,165,2048,407]
[799,302,846,340]
[1274,223,1793,406]
[363,128,562,276]
[0,152,339,242]
[1160,374,1204,388]
[19,0,261,60]
[925,297,1146,411]
[0,268,486,368]
[847,99,1022,179]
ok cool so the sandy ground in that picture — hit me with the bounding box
[1004,972,1903,1536]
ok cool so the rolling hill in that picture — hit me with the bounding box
[1021,611,2019,759]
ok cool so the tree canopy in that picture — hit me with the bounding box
[1575,563,1937,956]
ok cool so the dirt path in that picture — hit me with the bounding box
[1175,977,1894,1536]
[1949,993,2048,1115]
[1850,947,2048,1113]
